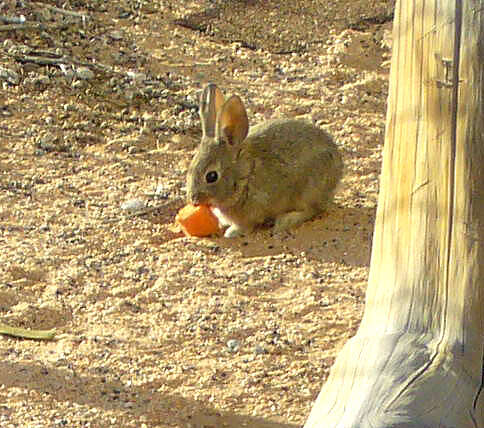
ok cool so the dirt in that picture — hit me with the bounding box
[0,0,392,427]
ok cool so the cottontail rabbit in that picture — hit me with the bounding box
[187,84,343,238]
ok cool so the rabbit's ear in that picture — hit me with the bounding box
[199,84,225,138]
[216,95,249,146]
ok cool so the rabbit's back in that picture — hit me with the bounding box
[242,119,343,211]
[247,118,335,151]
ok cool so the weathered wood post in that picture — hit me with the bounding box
[304,0,484,426]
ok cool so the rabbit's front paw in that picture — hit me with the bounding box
[224,225,245,238]
[211,207,232,228]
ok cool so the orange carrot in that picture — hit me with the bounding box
[176,204,219,237]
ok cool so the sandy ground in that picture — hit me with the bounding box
[0,0,393,426]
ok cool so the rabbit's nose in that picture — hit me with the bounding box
[187,190,201,204]
[189,190,210,205]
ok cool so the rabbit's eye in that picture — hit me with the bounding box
[205,171,219,184]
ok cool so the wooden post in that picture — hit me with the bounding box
[304,0,484,426]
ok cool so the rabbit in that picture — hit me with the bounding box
[187,83,343,238]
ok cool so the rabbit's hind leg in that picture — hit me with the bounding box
[273,209,316,233]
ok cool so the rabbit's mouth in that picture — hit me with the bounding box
[188,191,212,206]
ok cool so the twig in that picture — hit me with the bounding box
[0,15,26,24]
[31,1,88,20]
[0,22,43,32]
[0,322,56,340]
[14,54,68,66]
[0,21,69,32]
[10,52,110,72]
[28,49,62,59]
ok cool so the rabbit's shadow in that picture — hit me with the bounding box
[211,204,375,268]
[146,201,375,269]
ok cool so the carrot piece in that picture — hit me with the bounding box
[176,204,219,237]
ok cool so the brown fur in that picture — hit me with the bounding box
[187,84,343,237]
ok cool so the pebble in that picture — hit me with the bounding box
[3,39,14,50]
[154,184,169,199]
[75,67,95,80]
[59,64,75,82]
[227,339,240,352]
[109,77,119,87]
[109,30,124,40]
[63,103,78,112]
[127,71,147,83]
[127,145,143,154]
[0,66,19,85]
[37,132,58,151]
[120,199,147,213]
[254,344,267,355]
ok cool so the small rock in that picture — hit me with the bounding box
[154,184,169,200]
[127,71,146,83]
[0,66,19,85]
[37,132,58,151]
[75,67,95,80]
[59,64,75,82]
[118,10,131,19]
[127,145,143,154]
[254,344,267,355]
[109,30,124,40]
[227,339,240,353]
[120,199,146,213]
[63,103,78,112]
[3,39,14,50]
[0,106,13,117]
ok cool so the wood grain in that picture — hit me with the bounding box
[305,0,484,426]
